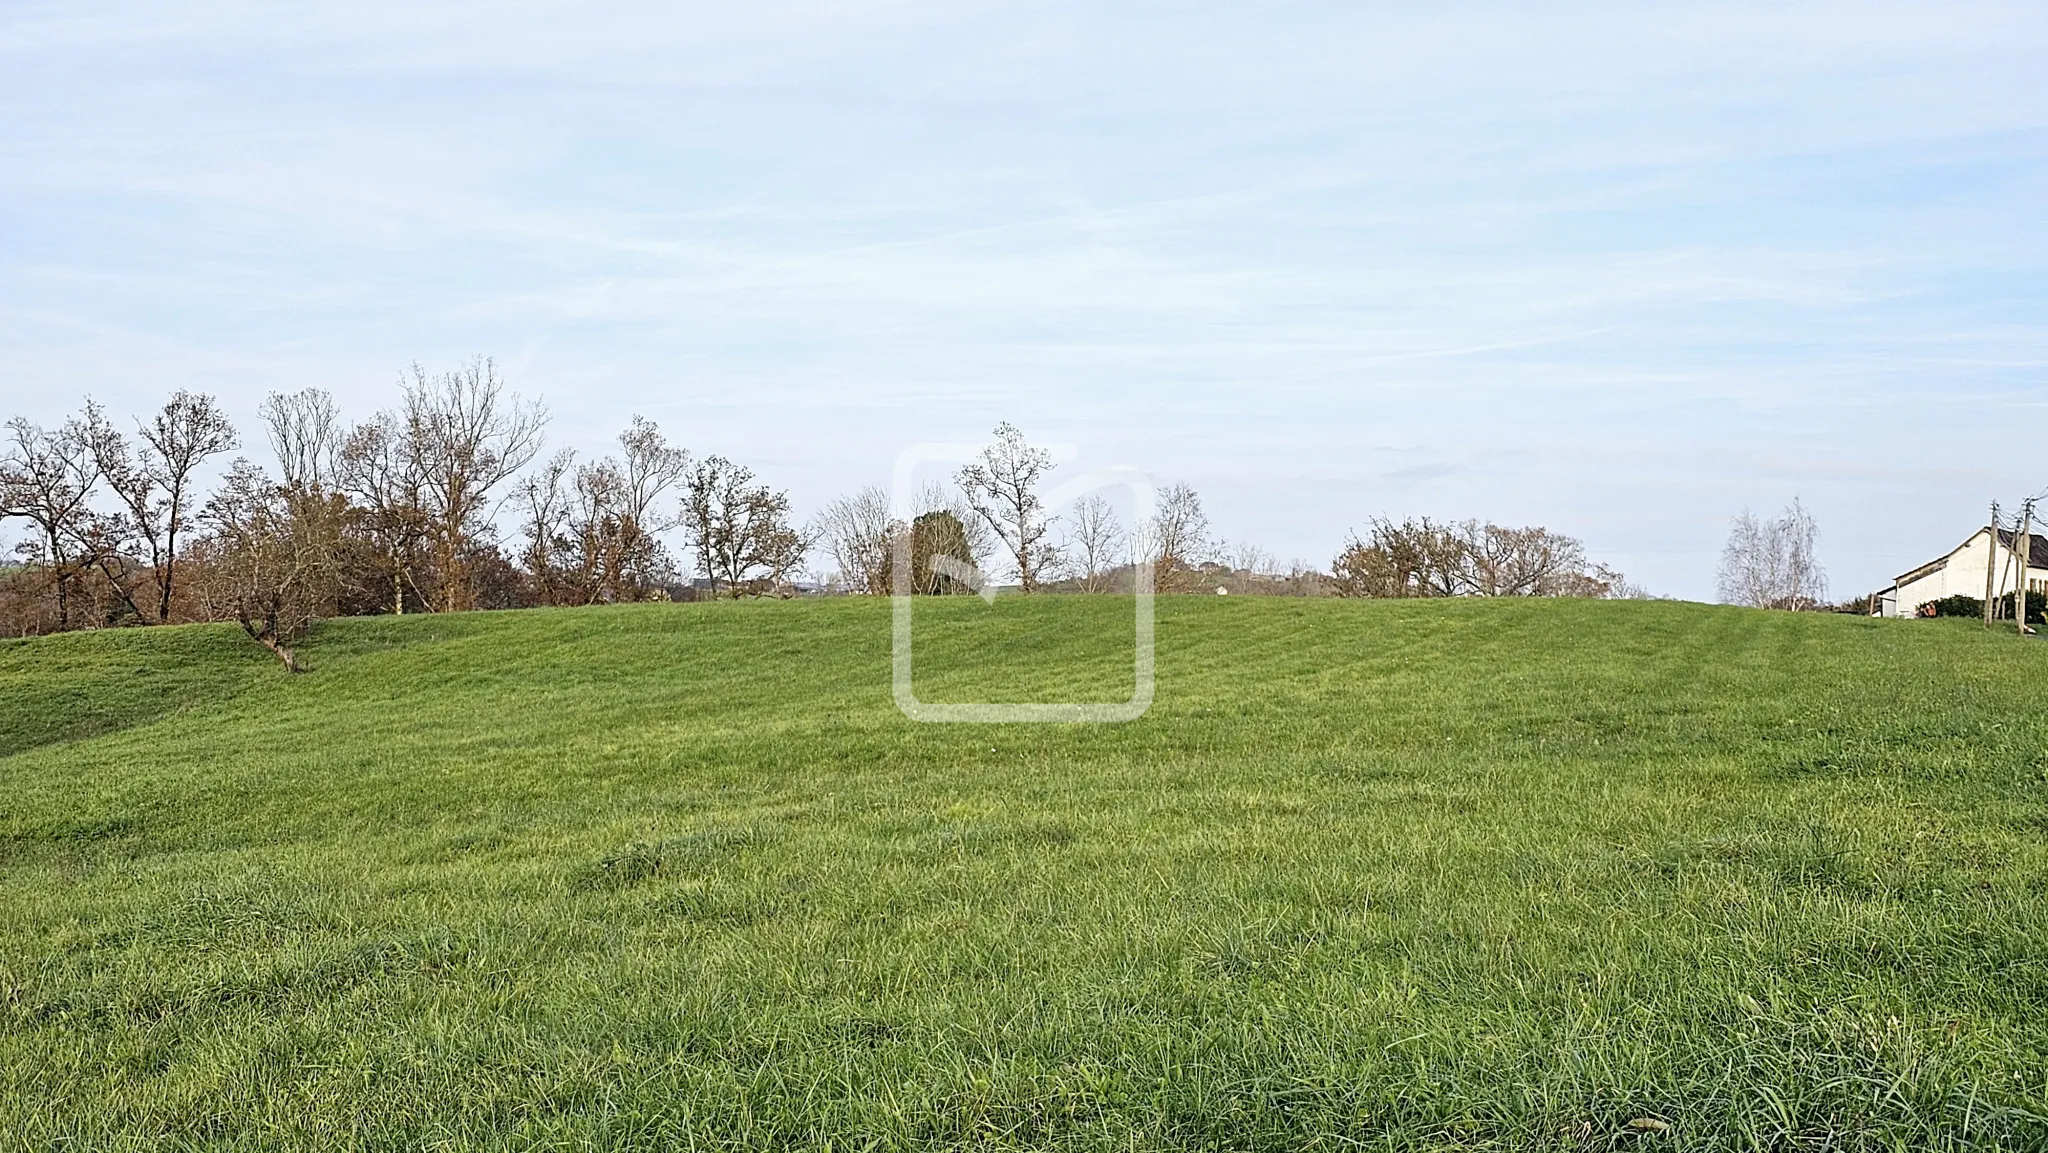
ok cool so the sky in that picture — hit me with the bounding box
[2,1,2045,598]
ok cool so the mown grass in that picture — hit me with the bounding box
[1,597,2045,1150]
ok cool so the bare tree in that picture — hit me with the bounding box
[956,422,1057,592]
[1281,559,1331,597]
[615,415,690,534]
[1331,523,1423,598]
[195,461,322,671]
[253,388,362,618]
[401,358,547,612]
[603,415,688,598]
[1717,499,1827,610]
[1221,540,1275,593]
[1607,576,1654,600]
[92,391,239,623]
[515,416,688,607]
[683,456,806,595]
[570,457,632,599]
[1143,481,1211,592]
[0,412,104,630]
[812,484,896,595]
[1061,494,1127,593]
[1331,517,1623,599]
[335,414,431,615]
[1456,522,1610,597]
[517,449,578,604]
[259,389,340,493]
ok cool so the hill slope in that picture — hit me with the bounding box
[2,597,2045,1149]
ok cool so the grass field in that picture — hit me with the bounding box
[2,596,2046,1150]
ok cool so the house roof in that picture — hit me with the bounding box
[1894,526,2048,586]
[1997,527,2048,569]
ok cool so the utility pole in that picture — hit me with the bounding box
[1985,501,2001,627]
[2018,498,2035,634]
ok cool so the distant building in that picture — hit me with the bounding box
[1882,527,2048,617]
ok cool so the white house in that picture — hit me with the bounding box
[1883,527,2048,617]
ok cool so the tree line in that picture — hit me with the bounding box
[4,367,1660,666]
[0,361,809,665]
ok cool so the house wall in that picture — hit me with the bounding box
[1892,529,2048,616]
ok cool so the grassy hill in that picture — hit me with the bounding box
[2,597,2045,1149]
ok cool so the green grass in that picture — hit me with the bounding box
[2,597,2046,1150]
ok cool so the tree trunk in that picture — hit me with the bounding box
[257,633,301,672]
[236,614,301,672]
[46,527,69,631]
[92,551,147,623]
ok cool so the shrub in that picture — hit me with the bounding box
[1924,594,1983,619]
[1921,591,2047,623]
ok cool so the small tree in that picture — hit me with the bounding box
[568,456,633,600]
[401,358,548,612]
[956,422,1057,592]
[1330,519,1442,598]
[517,449,578,604]
[335,414,432,615]
[0,411,103,630]
[812,484,896,595]
[519,422,690,607]
[683,456,806,595]
[1144,482,1211,592]
[1221,540,1275,594]
[919,481,996,570]
[557,416,689,604]
[906,509,977,595]
[615,415,691,536]
[196,461,322,671]
[1717,499,1827,610]
[1061,494,1126,593]
[257,388,365,618]
[93,391,239,623]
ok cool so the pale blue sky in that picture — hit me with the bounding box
[4,2,2045,598]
